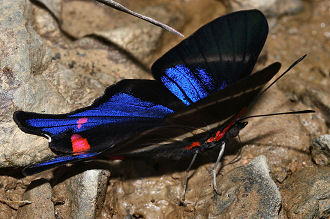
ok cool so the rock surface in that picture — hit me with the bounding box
[34,0,185,64]
[52,169,111,219]
[36,0,62,18]
[213,156,282,218]
[310,135,330,166]
[225,0,303,16]
[281,166,330,218]
[0,0,54,168]
[17,178,55,219]
[68,169,110,219]
[268,0,329,130]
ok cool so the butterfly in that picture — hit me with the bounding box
[14,9,294,199]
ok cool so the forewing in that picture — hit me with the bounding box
[151,10,268,105]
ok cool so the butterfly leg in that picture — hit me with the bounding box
[181,150,199,201]
[211,141,226,194]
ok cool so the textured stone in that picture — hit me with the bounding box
[266,0,329,132]
[66,169,110,219]
[310,135,330,166]
[35,0,62,18]
[0,203,13,219]
[281,166,330,218]
[17,178,55,219]
[225,0,302,17]
[0,0,55,168]
[104,159,186,218]
[35,0,184,63]
[213,156,282,218]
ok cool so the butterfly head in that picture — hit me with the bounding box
[226,121,248,139]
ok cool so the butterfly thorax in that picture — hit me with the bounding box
[186,121,248,154]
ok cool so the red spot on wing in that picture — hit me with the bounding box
[185,141,201,150]
[71,134,91,153]
[77,117,88,129]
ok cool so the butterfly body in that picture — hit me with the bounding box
[13,9,280,176]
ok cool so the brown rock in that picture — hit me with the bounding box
[310,135,330,166]
[17,178,55,219]
[36,0,185,63]
[0,0,54,168]
[213,156,281,218]
[53,169,111,219]
[281,166,330,218]
[225,0,302,17]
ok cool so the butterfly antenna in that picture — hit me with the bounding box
[238,109,315,121]
[239,55,314,120]
[260,54,307,96]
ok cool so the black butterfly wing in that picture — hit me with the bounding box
[14,79,185,154]
[151,9,268,106]
[104,63,281,157]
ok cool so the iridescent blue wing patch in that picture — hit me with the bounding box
[22,151,100,176]
[151,10,268,105]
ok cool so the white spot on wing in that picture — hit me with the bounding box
[44,134,52,142]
